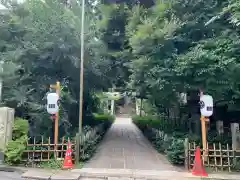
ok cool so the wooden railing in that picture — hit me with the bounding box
[186,142,240,172]
[23,136,76,164]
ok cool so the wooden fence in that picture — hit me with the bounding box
[23,137,77,164]
[185,141,240,172]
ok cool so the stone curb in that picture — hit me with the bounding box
[51,170,81,180]
[72,168,240,180]
[0,165,27,173]
[21,168,240,180]
[21,169,55,180]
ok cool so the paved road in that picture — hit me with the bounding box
[0,171,23,180]
[84,117,181,171]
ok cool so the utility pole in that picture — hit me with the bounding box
[78,0,85,143]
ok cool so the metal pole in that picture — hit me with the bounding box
[79,0,85,140]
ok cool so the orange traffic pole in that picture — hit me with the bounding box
[200,115,207,162]
[50,81,60,158]
[199,89,207,162]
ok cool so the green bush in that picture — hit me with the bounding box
[80,126,101,161]
[153,130,165,152]
[39,159,62,169]
[133,116,186,166]
[12,117,29,140]
[145,128,185,165]
[232,158,240,172]
[5,136,28,165]
[165,137,185,165]
[132,115,161,131]
[5,118,28,165]
[86,113,114,128]
[79,114,114,162]
[93,113,114,131]
[93,113,115,122]
[207,131,232,144]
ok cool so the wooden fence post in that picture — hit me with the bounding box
[184,138,189,171]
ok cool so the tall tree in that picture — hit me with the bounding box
[0,0,112,137]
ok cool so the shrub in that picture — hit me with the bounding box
[165,137,185,165]
[79,113,114,161]
[145,128,185,165]
[133,116,186,166]
[132,115,160,131]
[79,126,101,161]
[93,113,114,122]
[152,129,165,152]
[232,158,240,172]
[39,159,62,169]
[5,118,28,165]
[207,131,232,144]
[93,113,114,131]
[12,117,29,140]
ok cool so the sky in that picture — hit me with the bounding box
[0,4,7,10]
[0,0,26,10]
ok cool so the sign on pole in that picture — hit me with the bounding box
[199,93,213,162]
[200,95,213,117]
[47,92,59,114]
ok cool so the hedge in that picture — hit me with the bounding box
[133,115,232,166]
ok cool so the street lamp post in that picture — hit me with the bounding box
[78,0,85,160]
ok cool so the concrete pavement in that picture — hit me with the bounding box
[0,171,23,180]
[84,117,179,171]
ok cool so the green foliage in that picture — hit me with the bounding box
[123,0,240,119]
[5,118,28,165]
[0,0,114,138]
[133,115,185,165]
[93,113,115,123]
[12,117,28,140]
[132,115,187,133]
[232,158,240,172]
[153,130,166,153]
[134,116,233,165]
[4,135,27,165]
[91,113,115,131]
[165,138,185,165]
[186,131,232,146]
[79,113,114,161]
[146,127,185,165]
[80,126,101,161]
[39,159,62,169]
[132,115,161,130]
[207,131,232,144]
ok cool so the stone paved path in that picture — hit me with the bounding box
[0,171,23,180]
[84,117,181,171]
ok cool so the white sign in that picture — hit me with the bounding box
[200,94,213,117]
[47,93,59,114]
